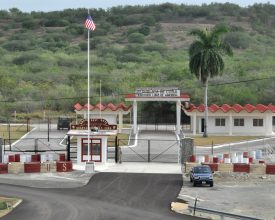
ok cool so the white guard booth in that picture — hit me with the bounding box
[67,119,117,164]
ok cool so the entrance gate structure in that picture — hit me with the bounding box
[125,87,190,134]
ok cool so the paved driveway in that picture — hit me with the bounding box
[0,173,200,220]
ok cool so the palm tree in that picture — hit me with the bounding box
[188,24,233,137]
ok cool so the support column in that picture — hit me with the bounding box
[133,100,137,134]
[193,113,197,135]
[118,111,123,133]
[176,100,181,134]
[229,113,233,136]
[265,114,272,135]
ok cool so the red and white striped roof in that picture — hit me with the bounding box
[74,102,132,112]
[186,104,275,113]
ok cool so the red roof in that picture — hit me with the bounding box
[186,104,275,113]
[74,102,132,112]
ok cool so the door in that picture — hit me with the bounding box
[81,138,102,162]
[201,118,205,133]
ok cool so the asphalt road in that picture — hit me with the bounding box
[0,173,201,220]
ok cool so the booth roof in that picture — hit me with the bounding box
[74,102,132,112]
[186,103,275,113]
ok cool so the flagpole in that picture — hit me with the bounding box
[100,80,101,118]
[87,9,90,162]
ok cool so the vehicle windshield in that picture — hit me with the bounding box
[193,166,211,173]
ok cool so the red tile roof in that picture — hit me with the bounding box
[186,104,275,113]
[74,102,132,112]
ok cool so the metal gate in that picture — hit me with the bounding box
[119,138,180,163]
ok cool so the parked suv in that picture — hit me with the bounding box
[57,117,71,130]
[190,165,214,187]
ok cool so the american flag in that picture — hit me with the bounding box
[85,15,96,31]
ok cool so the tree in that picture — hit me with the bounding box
[188,24,233,137]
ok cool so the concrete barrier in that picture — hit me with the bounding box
[56,161,73,172]
[233,163,250,173]
[250,164,266,175]
[0,163,8,174]
[40,162,56,173]
[266,164,275,175]
[8,162,24,174]
[218,163,233,173]
[24,162,41,173]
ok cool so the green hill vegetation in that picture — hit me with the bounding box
[0,3,274,119]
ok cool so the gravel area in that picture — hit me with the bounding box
[178,172,275,220]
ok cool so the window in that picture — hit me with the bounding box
[215,118,225,126]
[253,119,263,127]
[234,118,244,126]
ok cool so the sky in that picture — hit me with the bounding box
[0,0,274,12]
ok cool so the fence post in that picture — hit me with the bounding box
[148,140,151,162]
[67,135,71,161]
[34,139,38,154]
[115,136,118,163]
[0,138,3,163]
[47,117,50,142]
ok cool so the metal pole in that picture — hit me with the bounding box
[8,121,11,150]
[47,117,50,142]
[194,197,198,216]
[148,140,151,162]
[115,136,118,163]
[87,9,91,162]
[67,135,71,161]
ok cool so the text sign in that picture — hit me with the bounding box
[136,88,180,97]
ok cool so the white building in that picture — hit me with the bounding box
[184,104,275,136]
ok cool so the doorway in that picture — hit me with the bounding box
[81,138,102,162]
[201,118,205,133]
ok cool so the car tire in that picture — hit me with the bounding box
[210,182,214,187]
[193,181,196,187]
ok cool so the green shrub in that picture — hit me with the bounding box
[224,32,251,49]
[2,40,33,51]
[128,33,145,44]
[13,54,38,65]
[0,201,7,210]
[139,25,150,36]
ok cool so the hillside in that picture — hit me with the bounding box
[0,3,274,118]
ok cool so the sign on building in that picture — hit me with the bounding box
[136,87,180,97]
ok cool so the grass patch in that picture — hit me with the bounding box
[190,136,262,146]
[0,197,21,218]
[0,125,30,142]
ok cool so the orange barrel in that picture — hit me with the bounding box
[243,152,249,158]
[8,155,15,163]
[56,161,72,172]
[188,155,196,162]
[213,157,219,163]
[223,153,230,159]
[59,154,66,162]
[204,155,210,163]
[31,154,41,162]
[24,162,41,173]
[0,163,8,174]
[248,157,253,164]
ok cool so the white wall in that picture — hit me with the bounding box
[193,111,274,136]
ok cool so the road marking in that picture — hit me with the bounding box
[180,194,204,201]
